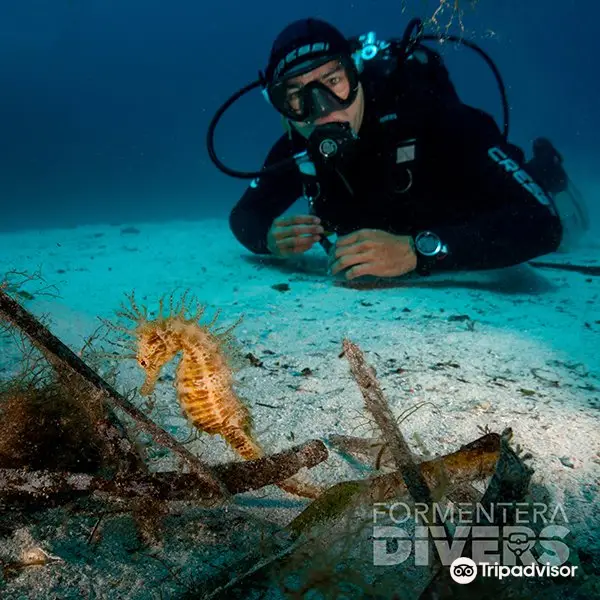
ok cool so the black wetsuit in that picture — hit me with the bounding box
[229,46,563,273]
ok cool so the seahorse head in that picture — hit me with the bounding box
[116,290,242,397]
[135,320,181,396]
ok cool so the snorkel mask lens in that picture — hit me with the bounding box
[267,54,359,122]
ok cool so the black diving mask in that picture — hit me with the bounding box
[264,54,360,123]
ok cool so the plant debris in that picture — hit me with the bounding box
[271,283,290,292]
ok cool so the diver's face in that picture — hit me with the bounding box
[286,59,365,139]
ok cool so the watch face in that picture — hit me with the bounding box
[416,232,442,256]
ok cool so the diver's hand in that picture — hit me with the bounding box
[329,229,417,279]
[267,215,324,257]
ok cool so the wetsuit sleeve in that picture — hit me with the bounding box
[228,135,304,254]
[427,105,563,272]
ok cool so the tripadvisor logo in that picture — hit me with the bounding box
[449,557,578,584]
[450,557,477,584]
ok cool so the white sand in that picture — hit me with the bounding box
[0,218,598,598]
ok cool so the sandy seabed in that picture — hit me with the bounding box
[0,218,598,599]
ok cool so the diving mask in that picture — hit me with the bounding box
[265,54,360,122]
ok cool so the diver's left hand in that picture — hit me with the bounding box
[329,229,417,280]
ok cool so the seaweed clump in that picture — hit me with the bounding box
[0,379,104,473]
[0,271,123,517]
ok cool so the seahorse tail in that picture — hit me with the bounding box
[223,426,263,460]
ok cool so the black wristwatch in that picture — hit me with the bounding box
[412,231,449,275]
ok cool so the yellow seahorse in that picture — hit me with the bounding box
[116,291,322,499]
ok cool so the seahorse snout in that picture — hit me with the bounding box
[140,376,157,396]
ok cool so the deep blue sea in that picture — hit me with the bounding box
[0,0,598,231]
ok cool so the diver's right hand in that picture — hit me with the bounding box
[266,215,324,257]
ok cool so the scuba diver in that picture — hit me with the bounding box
[207,17,589,278]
